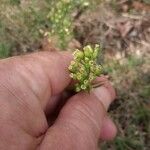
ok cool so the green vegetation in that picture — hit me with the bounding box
[102,54,150,150]
[0,0,91,55]
[47,0,90,49]
[0,0,52,57]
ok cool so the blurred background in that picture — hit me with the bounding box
[0,0,149,149]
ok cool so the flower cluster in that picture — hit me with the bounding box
[69,45,102,92]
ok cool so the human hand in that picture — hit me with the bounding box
[0,51,116,150]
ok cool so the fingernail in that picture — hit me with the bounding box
[92,86,113,110]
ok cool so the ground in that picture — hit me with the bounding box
[0,0,149,150]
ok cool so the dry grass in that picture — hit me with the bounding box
[0,1,149,150]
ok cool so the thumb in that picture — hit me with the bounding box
[40,80,116,150]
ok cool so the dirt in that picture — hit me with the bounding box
[73,3,150,58]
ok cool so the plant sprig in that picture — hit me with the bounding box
[69,44,103,92]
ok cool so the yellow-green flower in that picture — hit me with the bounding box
[68,44,103,92]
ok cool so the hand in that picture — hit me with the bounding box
[0,51,116,150]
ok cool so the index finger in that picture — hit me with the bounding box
[0,51,72,110]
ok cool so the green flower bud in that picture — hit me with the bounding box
[89,73,96,81]
[81,84,87,90]
[74,50,84,60]
[95,65,102,76]
[68,65,77,73]
[79,64,85,72]
[89,60,94,66]
[83,80,89,85]
[76,72,82,81]
[84,63,90,70]
[84,45,93,58]
[85,57,90,63]
[68,65,76,73]
[93,45,100,59]
[68,61,79,73]
[90,65,96,73]
[75,83,81,92]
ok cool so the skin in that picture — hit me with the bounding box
[0,51,116,150]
